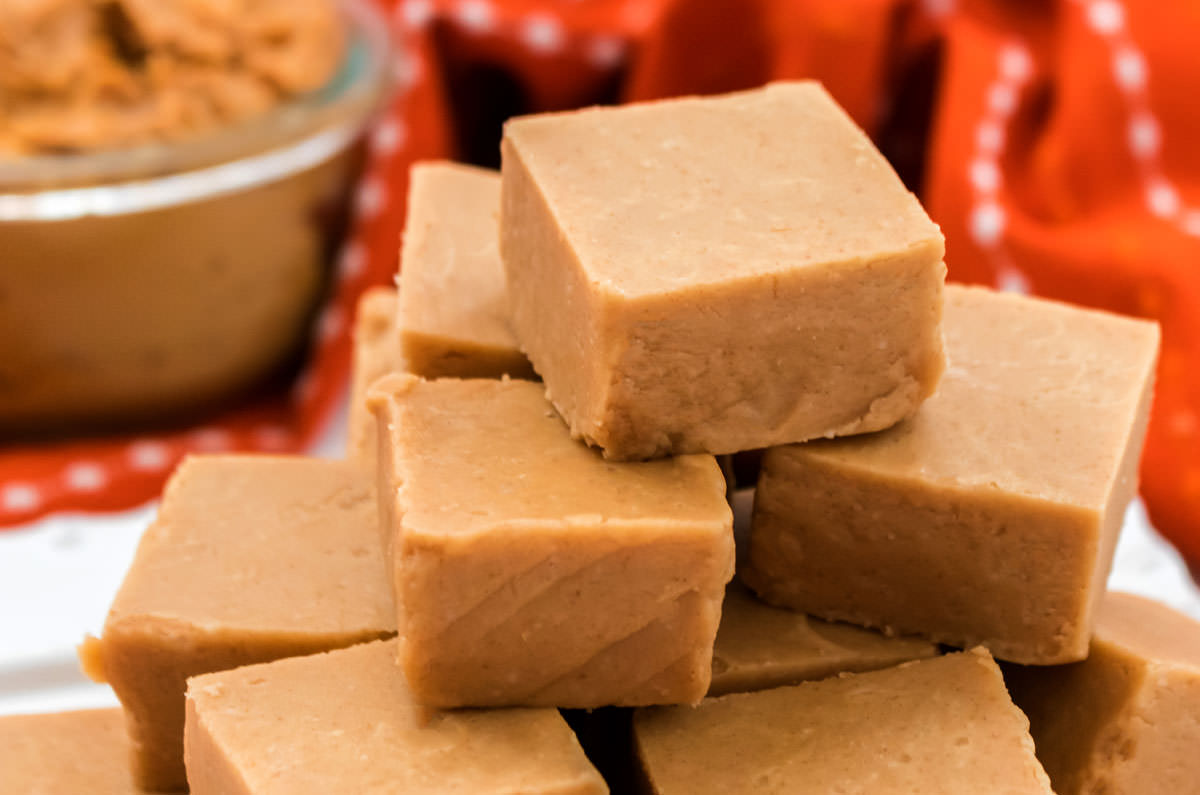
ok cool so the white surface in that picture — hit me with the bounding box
[0,393,348,716]
[2,422,1198,717]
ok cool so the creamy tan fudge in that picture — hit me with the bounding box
[348,286,403,464]
[635,649,1052,794]
[398,162,535,380]
[744,285,1159,664]
[0,708,147,794]
[185,639,607,794]
[78,456,395,792]
[709,582,938,696]
[1007,592,1200,794]
[369,374,733,708]
[500,81,946,460]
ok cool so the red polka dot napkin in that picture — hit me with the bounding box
[3,0,1198,578]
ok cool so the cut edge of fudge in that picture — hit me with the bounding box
[743,288,1160,664]
[348,285,404,464]
[397,161,535,381]
[500,93,947,460]
[0,707,143,794]
[367,373,734,709]
[76,454,397,791]
[501,81,945,298]
[183,639,609,795]
[633,647,1053,795]
[1005,592,1200,795]
[708,581,941,696]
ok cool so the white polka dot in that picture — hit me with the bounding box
[988,83,1018,116]
[1,484,40,513]
[64,462,107,492]
[253,425,292,451]
[999,44,1033,82]
[370,119,406,157]
[586,36,626,68]
[392,52,422,89]
[399,0,433,29]
[969,159,1001,193]
[522,15,565,53]
[1112,47,1147,91]
[318,306,345,342]
[976,121,1006,154]
[338,243,366,282]
[356,178,386,219]
[456,0,494,33]
[1182,210,1200,237]
[128,440,170,471]
[1086,0,1125,35]
[191,428,233,452]
[996,267,1031,294]
[922,0,955,18]
[970,202,1006,247]
[1128,113,1160,159]
[1146,180,1179,218]
[1170,409,1198,436]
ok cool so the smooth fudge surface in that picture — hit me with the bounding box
[1007,592,1200,794]
[635,649,1052,794]
[0,708,146,794]
[501,80,945,460]
[398,161,534,380]
[744,285,1159,664]
[185,639,607,795]
[369,375,733,708]
[709,582,938,696]
[348,286,403,464]
[78,456,395,792]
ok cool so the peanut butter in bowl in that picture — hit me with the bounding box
[0,0,390,436]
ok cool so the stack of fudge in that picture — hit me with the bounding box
[5,81,1200,795]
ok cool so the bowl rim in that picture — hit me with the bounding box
[0,0,393,220]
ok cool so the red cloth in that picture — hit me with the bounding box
[3,0,1198,576]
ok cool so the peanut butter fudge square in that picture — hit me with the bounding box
[744,285,1159,664]
[398,162,535,380]
[0,708,148,794]
[78,456,395,792]
[348,286,403,464]
[1006,592,1200,795]
[185,639,607,795]
[563,584,939,791]
[634,649,1052,794]
[709,581,938,696]
[369,375,733,708]
[500,80,945,460]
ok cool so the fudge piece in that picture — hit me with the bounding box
[1006,592,1200,794]
[500,81,945,460]
[634,649,1052,794]
[185,639,607,795]
[398,162,535,380]
[369,375,733,707]
[348,286,403,464]
[78,456,395,792]
[562,587,938,792]
[744,285,1159,664]
[0,708,145,794]
[709,582,938,696]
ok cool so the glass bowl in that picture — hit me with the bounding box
[0,0,391,437]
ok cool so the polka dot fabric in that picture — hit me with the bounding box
[1,0,1197,577]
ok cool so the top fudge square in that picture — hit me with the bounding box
[501,80,946,460]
